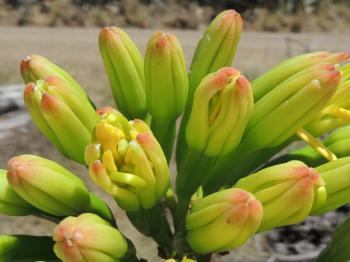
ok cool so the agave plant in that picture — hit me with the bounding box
[1,8,350,262]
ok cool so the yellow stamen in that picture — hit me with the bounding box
[328,106,350,122]
[296,128,337,162]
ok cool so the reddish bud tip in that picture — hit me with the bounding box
[96,106,115,116]
[236,76,251,92]
[91,160,104,176]
[41,93,58,111]
[212,67,239,88]
[319,64,336,71]
[232,189,250,204]
[45,76,61,86]
[136,133,152,145]
[336,52,350,62]
[24,83,36,98]
[20,56,31,72]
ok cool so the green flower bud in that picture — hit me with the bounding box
[252,52,349,101]
[186,188,262,254]
[312,157,350,214]
[99,27,147,119]
[85,108,170,211]
[145,31,188,124]
[53,213,127,262]
[20,54,90,100]
[242,66,340,152]
[24,77,99,163]
[235,161,326,232]
[0,235,56,262]
[316,216,350,262]
[188,9,242,100]
[0,169,38,216]
[186,67,253,157]
[7,155,90,216]
[306,63,350,136]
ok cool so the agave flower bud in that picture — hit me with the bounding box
[145,31,188,124]
[85,108,170,211]
[316,216,350,262]
[186,67,253,157]
[235,161,326,232]
[99,27,147,119]
[311,157,350,214]
[186,188,262,254]
[24,77,99,163]
[0,235,56,262]
[252,52,349,101]
[20,54,89,99]
[306,63,350,136]
[0,169,38,216]
[242,67,340,152]
[53,213,128,262]
[188,9,242,100]
[7,155,90,216]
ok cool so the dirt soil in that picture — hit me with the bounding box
[1,27,350,261]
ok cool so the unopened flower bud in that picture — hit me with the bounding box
[99,27,147,119]
[0,169,37,216]
[145,31,188,124]
[24,77,99,163]
[188,9,243,100]
[186,67,253,156]
[85,108,170,211]
[312,157,350,214]
[186,188,262,254]
[235,161,326,231]
[252,52,349,101]
[7,155,90,216]
[20,54,90,100]
[53,213,128,262]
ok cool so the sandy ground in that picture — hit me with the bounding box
[0,27,350,261]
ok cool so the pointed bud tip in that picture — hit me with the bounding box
[24,83,36,97]
[90,160,104,175]
[319,70,341,87]
[40,93,58,111]
[236,76,251,92]
[212,67,239,88]
[336,52,350,61]
[20,55,32,72]
[152,32,176,49]
[96,106,116,117]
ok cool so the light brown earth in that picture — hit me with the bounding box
[0,27,350,261]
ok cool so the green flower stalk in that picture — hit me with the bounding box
[316,216,350,262]
[186,67,253,157]
[85,107,170,211]
[0,235,56,262]
[235,161,326,232]
[53,213,128,262]
[145,31,188,159]
[7,155,113,222]
[99,27,147,119]
[24,77,99,163]
[311,157,350,215]
[252,52,349,102]
[0,169,38,216]
[20,54,90,100]
[186,188,263,254]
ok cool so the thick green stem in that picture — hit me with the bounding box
[151,120,176,162]
[86,193,115,225]
[0,235,57,261]
[127,204,173,256]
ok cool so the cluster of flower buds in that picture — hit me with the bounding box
[235,161,326,231]
[186,188,263,254]
[99,27,147,120]
[6,155,113,222]
[53,213,128,262]
[0,169,38,216]
[85,107,170,211]
[23,76,99,164]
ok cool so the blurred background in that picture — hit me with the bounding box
[0,1,350,261]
